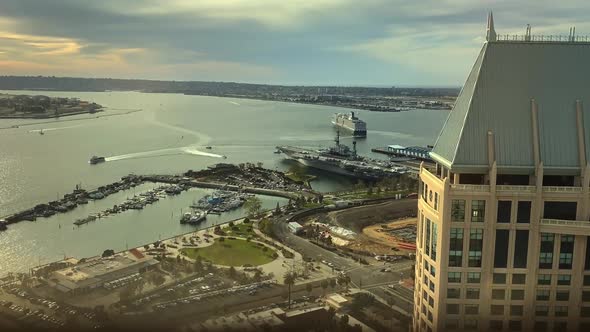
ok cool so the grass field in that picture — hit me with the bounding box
[224,223,256,238]
[181,238,276,266]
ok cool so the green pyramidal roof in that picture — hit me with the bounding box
[431,40,590,174]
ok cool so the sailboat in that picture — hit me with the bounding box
[39,129,45,135]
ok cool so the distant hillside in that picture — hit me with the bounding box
[0,76,459,98]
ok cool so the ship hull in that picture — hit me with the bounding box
[331,121,367,137]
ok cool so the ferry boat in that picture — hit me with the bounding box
[332,111,367,137]
[89,156,106,164]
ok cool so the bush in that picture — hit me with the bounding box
[219,237,225,242]
[262,247,269,252]
[243,217,250,224]
[272,252,279,259]
[228,221,234,227]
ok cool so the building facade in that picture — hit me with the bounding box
[414,14,590,332]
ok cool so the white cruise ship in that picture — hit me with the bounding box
[332,111,367,137]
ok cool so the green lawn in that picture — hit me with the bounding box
[224,223,255,238]
[181,238,276,266]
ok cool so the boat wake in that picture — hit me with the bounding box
[105,145,223,162]
[181,147,224,158]
[28,125,82,133]
[146,111,212,146]
[228,101,241,106]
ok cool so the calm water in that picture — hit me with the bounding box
[0,91,448,273]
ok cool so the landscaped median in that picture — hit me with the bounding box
[180,238,278,266]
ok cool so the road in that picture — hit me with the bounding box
[270,207,414,314]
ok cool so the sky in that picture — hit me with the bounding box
[0,0,587,86]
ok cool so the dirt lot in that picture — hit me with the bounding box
[303,199,417,256]
[330,199,416,233]
[362,218,417,253]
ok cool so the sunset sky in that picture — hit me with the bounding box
[0,0,587,86]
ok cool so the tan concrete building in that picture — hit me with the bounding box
[414,13,590,332]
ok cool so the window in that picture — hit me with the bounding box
[511,289,524,300]
[467,272,481,283]
[553,322,567,331]
[448,272,461,283]
[428,296,434,307]
[466,288,480,299]
[586,237,590,271]
[489,321,503,330]
[434,192,438,210]
[543,201,577,220]
[534,321,548,332]
[445,319,459,329]
[555,305,568,317]
[492,289,505,300]
[556,290,569,301]
[510,305,523,316]
[464,304,479,315]
[430,265,436,277]
[559,235,574,269]
[557,274,571,285]
[512,274,526,284]
[449,228,463,267]
[559,253,573,269]
[516,201,531,223]
[429,280,435,292]
[425,219,431,257]
[446,304,459,314]
[469,229,483,267]
[539,252,553,269]
[508,320,522,331]
[536,289,550,301]
[582,291,590,302]
[451,200,465,222]
[494,229,509,268]
[447,288,460,299]
[491,305,504,315]
[427,310,433,322]
[464,319,477,330]
[581,306,590,317]
[535,305,549,316]
[431,222,437,262]
[497,200,511,223]
[471,200,485,222]
[493,273,506,284]
[428,190,432,202]
[513,230,529,268]
[468,251,482,268]
[584,275,590,286]
[423,290,427,300]
[538,274,551,285]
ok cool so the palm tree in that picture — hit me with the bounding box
[283,271,296,309]
[320,280,329,296]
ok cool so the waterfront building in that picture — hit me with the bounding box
[414,13,590,332]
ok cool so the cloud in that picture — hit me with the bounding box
[0,0,589,85]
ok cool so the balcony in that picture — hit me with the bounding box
[540,218,590,235]
[542,186,583,193]
[449,184,490,192]
[496,185,536,193]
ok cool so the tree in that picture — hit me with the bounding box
[283,271,296,309]
[243,217,250,224]
[306,283,313,294]
[321,279,329,295]
[337,274,351,291]
[229,266,237,279]
[274,202,281,215]
[102,249,115,257]
[228,221,234,227]
[256,162,264,168]
[329,278,336,289]
[366,186,373,195]
[143,245,149,251]
[244,196,263,218]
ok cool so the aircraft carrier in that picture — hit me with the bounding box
[276,132,407,180]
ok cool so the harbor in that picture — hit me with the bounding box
[0,164,312,231]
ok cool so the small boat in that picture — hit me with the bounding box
[39,129,45,135]
[89,156,106,164]
[274,150,281,154]
[205,146,212,150]
[180,210,207,224]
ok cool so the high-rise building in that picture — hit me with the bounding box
[414,13,590,332]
